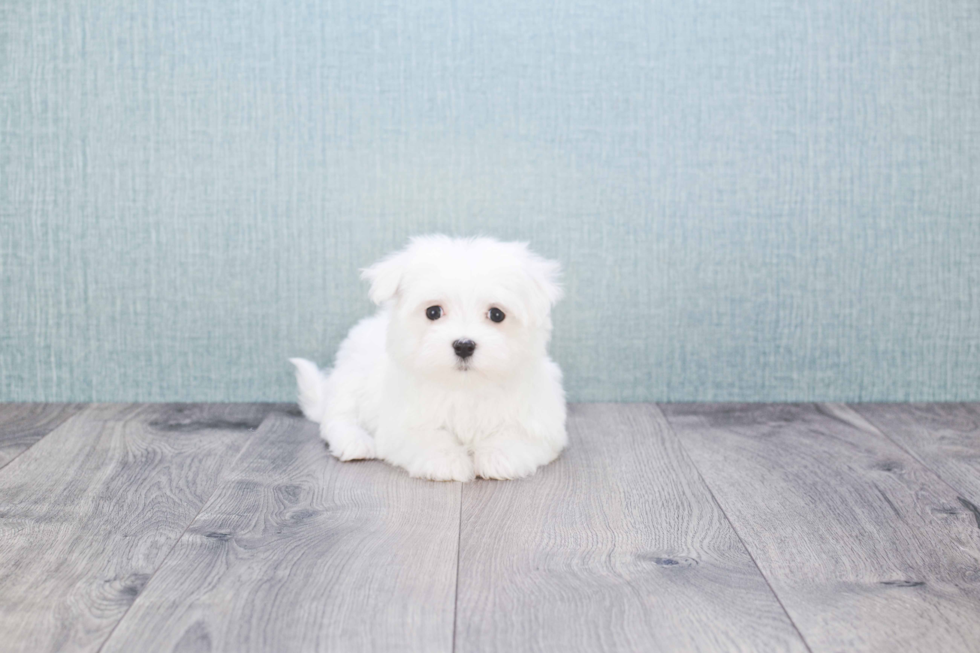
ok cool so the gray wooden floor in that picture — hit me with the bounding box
[1,403,979,653]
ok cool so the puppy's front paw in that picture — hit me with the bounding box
[323,422,377,461]
[473,445,540,480]
[411,448,475,482]
[333,436,376,462]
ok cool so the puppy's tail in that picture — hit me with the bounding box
[289,358,328,423]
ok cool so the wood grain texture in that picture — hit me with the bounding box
[661,403,980,653]
[455,403,807,653]
[100,410,461,653]
[851,403,980,506]
[0,403,84,469]
[0,403,273,653]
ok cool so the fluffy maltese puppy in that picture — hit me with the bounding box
[290,235,567,482]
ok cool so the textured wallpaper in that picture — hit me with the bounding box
[2,0,978,402]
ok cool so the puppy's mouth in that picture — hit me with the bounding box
[455,358,472,371]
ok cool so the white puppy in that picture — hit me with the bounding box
[290,235,567,482]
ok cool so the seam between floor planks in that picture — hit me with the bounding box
[0,403,85,470]
[846,403,976,503]
[452,481,463,653]
[847,403,980,508]
[654,404,815,653]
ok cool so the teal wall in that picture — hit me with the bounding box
[2,0,979,402]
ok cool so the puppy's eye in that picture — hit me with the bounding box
[488,307,505,323]
[425,306,443,321]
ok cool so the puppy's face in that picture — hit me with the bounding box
[362,236,562,382]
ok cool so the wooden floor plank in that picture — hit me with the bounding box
[99,410,461,653]
[851,403,980,506]
[0,403,273,653]
[454,403,808,653]
[660,403,980,653]
[0,403,84,469]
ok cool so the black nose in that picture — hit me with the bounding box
[453,339,476,359]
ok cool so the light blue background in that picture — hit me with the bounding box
[2,0,978,402]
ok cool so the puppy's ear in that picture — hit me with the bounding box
[361,250,410,305]
[524,251,564,312]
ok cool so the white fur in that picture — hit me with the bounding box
[290,235,567,482]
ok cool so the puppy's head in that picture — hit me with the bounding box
[362,235,562,381]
